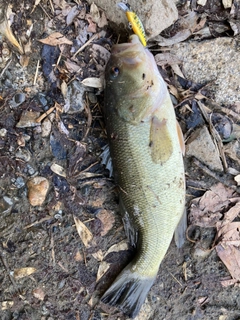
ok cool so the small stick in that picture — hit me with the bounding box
[73,33,100,59]
[36,106,55,123]
[33,59,40,85]
[193,158,236,190]
[0,59,12,79]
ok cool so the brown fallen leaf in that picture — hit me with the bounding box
[81,77,103,89]
[104,240,129,258]
[73,216,93,248]
[13,267,37,279]
[216,244,240,281]
[1,301,14,310]
[189,183,238,227]
[32,287,45,301]
[96,261,110,282]
[38,32,73,46]
[97,209,115,236]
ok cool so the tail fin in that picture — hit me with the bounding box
[101,266,155,318]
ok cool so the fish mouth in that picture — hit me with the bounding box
[111,35,145,67]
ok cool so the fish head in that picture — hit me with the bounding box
[104,35,167,124]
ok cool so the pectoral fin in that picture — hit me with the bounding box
[150,116,173,164]
[176,121,185,155]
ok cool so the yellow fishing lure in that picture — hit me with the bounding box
[117,2,147,47]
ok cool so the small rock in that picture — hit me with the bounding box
[26,164,36,176]
[186,126,223,172]
[15,148,31,162]
[41,118,52,137]
[0,128,7,137]
[14,176,25,189]
[63,80,87,113]
[234,174,240,186]
[27,176,49,206]
[32,288,45,301]
[16,111,41,128]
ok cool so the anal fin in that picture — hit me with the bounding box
[119,196,138,248]
[174,208,187,248]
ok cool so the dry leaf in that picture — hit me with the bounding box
[31,0,42,13]
[92,249,104,261]
[32,288,45,301]
[86,15,97,33]
[189,183,237,227]
[222,0,232,8]
[50,163,66,177]
[38,32,73,46]
[104,240,129,258]
[234,174,240,186]
[74,216,93,248]
[90,3,108,28]
[64,59,81,73]
[197,0,207,5]
[74,250,83,262]
[96,261,110,282]
[13,267,37,279]
[81,77,103,88]
[216,244,240,280]
[61,80,68,98]
[97,209,115,236]
[1,301,14,310]
[66,5,79,25]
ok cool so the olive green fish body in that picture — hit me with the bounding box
[102,35,185,318]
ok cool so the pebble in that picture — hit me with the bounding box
[41,118,52,137]
[16,111,41,128]
[63,80,86,113]
[0,128,7,137]
[14,176,25,189]
[15,148,31,162]
[186,126,223,172]
[27,176,49,206]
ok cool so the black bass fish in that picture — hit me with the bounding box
[101,34,185,318]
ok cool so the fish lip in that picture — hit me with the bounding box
[110,35,145,67]
[111,35,143,55]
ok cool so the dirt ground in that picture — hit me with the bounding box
[1,1,240,320]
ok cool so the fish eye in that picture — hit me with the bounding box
[110,67,120,78]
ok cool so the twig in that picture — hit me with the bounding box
[73,32,101,59]
[82,96,93,141]
[24,216,52,229]
[33,59,40,85]
[0,59,12,79]
[49,0,54,14]
[193,158,236,190]
[36,106,55,123]
[167,268,183,287]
